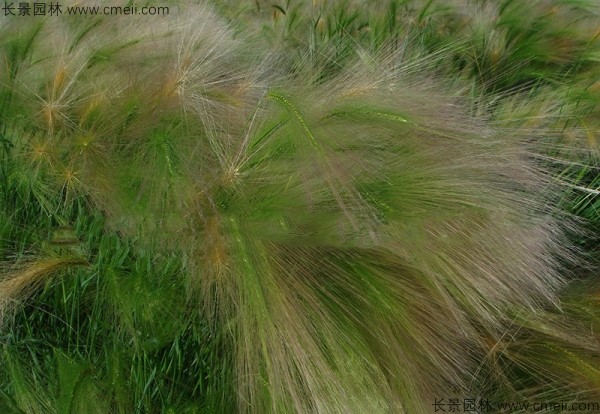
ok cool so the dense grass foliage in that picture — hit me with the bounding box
[0,1,598,413]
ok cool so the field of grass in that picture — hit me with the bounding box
[0,1,598,413]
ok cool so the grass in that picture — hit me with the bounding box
[0,1,599,413]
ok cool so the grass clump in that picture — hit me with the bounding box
[0,1,598,413]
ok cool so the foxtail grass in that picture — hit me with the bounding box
[0,1,598,413]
